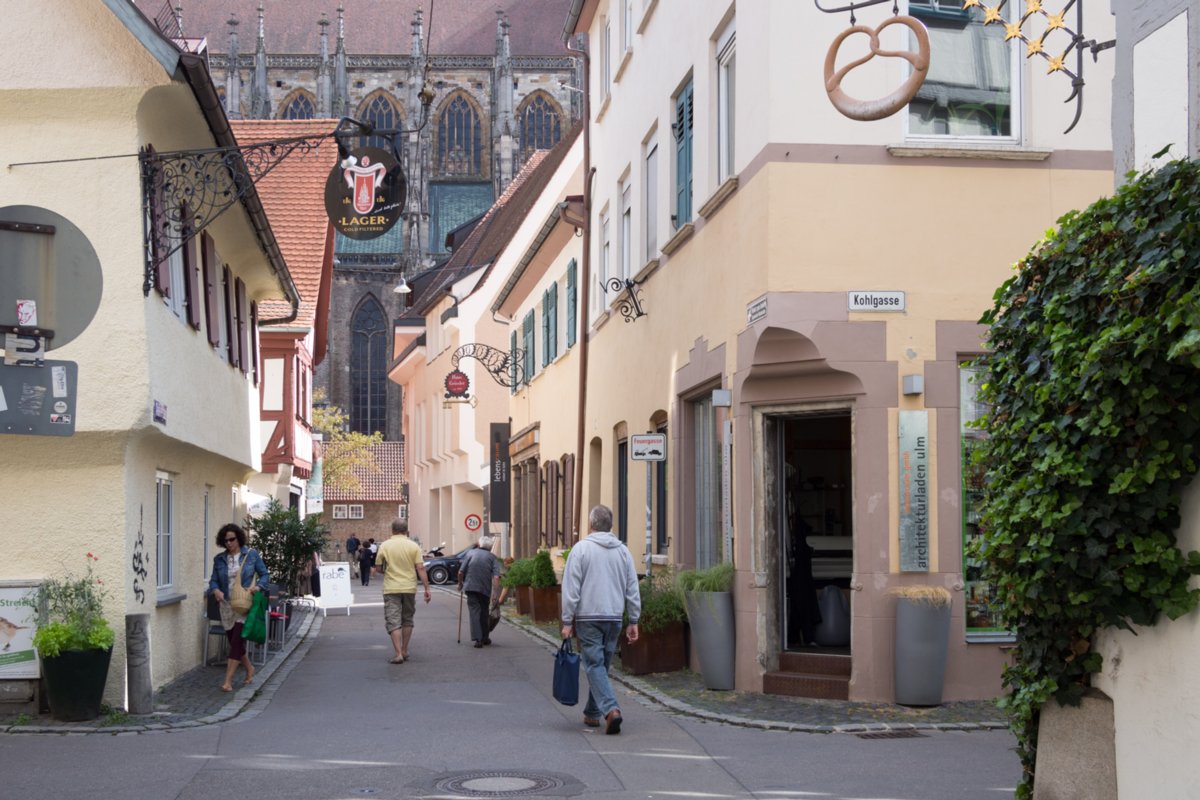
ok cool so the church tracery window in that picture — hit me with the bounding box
[350,295,388,436]
[280,90,317,120]
[518,92,563,162]
[436,92,484,176]
[356,91,404,151]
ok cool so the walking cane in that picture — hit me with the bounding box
[457,587,464,644]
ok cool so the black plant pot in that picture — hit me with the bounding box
[42,647,113,721]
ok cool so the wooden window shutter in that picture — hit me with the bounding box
[547,283,557,361]
[223,265,237,366]
[202,234,220,346]
[250,301,260,385]
[510,330,518,394]
[235,277,249,374]
[182,206,201,330]
[562,454,575,542]
[565,260,577,349]
[541,289,550,368]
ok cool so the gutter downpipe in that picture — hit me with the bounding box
[565,22,594,542]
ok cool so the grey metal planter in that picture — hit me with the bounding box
[684,591,735,690]
[893,598,951,706]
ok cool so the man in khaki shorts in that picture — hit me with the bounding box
[374,518,431,663]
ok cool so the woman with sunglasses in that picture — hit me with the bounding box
[206,523,269,692]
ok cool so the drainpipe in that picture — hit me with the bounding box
[564,30,594,542]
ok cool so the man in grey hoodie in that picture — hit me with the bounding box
[560,504,641,735]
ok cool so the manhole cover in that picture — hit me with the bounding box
[435,771,566,797]
[856,730,929,740]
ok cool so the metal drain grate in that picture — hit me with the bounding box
[856,730,930,740]
[434,771,567,797]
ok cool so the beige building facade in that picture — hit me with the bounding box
[0,1,296,704]
[565,0,1115,700]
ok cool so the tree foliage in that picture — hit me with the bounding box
[246,499,330,595]
[975,157,1200,797]
[312,389,382,494]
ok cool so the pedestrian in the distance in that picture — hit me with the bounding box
[358,540,374,586]
[458,535,501,647]
[346,533,360,579]
[374,519,431,663]
[560,504,641,735]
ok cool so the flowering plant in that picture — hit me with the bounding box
[31,553,115,658]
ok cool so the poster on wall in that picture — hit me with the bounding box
[315,562,352,617]
[0,584,40,678]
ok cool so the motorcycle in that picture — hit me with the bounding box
[424,542,447,559]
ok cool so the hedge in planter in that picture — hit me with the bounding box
[974,156,1200,798]
[620,570,688,675]
[529,549,560,623]
[501,557,535,616]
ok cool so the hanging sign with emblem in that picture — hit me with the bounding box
[324,146,406,240]
[444,369,471,399]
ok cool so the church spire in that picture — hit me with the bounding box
[494,12,516,190]
[317,13,332,117]
[225,14,241,119]
[249,4,271,119]
[332,4,348,118]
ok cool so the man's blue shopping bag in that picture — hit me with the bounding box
[552,638,580,706]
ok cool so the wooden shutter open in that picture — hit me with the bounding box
[202,234,220,346]
[182,206,201,330]
[235,277,249,374]
[223,265,237,366]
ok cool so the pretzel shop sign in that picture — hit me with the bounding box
[324,146,406,240]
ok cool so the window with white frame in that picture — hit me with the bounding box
[602,19,612,97]
[907,0,1017,139]
[165,224,187,319]
[716,17,736,182]
[597,212,611,317]
[623,0,634,51]
[348,504,364,520]
[619,178,632,280]
[644,138,658,260]
[542,281,558,365]
[398,504,408,520]
[332,504,348,519]
[156,472,174,588]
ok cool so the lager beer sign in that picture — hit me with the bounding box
[324,146,406,240]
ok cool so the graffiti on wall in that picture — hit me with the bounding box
[131,504,149,604]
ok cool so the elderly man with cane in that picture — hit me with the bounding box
[458,537,501,647]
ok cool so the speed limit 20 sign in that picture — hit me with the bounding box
[464,513,483,532]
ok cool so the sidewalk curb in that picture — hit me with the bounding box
[1,610,324,736]
[504,614,1010,735]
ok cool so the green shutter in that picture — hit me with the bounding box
[510,330,518,394]
[522,310,535,383]
[674,82,693,226]
[547,282,558,362]
[541,290,550,368]
[566,259,577,349]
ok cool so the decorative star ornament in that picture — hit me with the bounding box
[1045,12,1066,30]
[1005,22,1023,41]
[1026,38,1044,57]
[961,0,982,8]
[1025,0,1043,15]
[1047,55,1065,73]
[984,5,1002,24]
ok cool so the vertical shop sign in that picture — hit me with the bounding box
[898,410,930,572]
[489,422,511,524]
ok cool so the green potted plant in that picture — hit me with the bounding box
[529,549,560,623]
[890,585,953,706]
[246,499,330,596]
[32,552,116,721]
[677,561,735,690]
[619,569,688,675]
[500,557,536,616]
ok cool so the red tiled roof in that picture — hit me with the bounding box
[230,119,338,325]
[147,1,573,56]
[324,441,407,502]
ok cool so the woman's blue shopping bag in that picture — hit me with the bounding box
[552,638,580,706]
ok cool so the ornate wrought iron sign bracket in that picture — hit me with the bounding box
[606,277,647,323]
[451,343,526,388]
[140,133,330,296]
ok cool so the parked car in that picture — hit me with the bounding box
[424,547,473,585]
